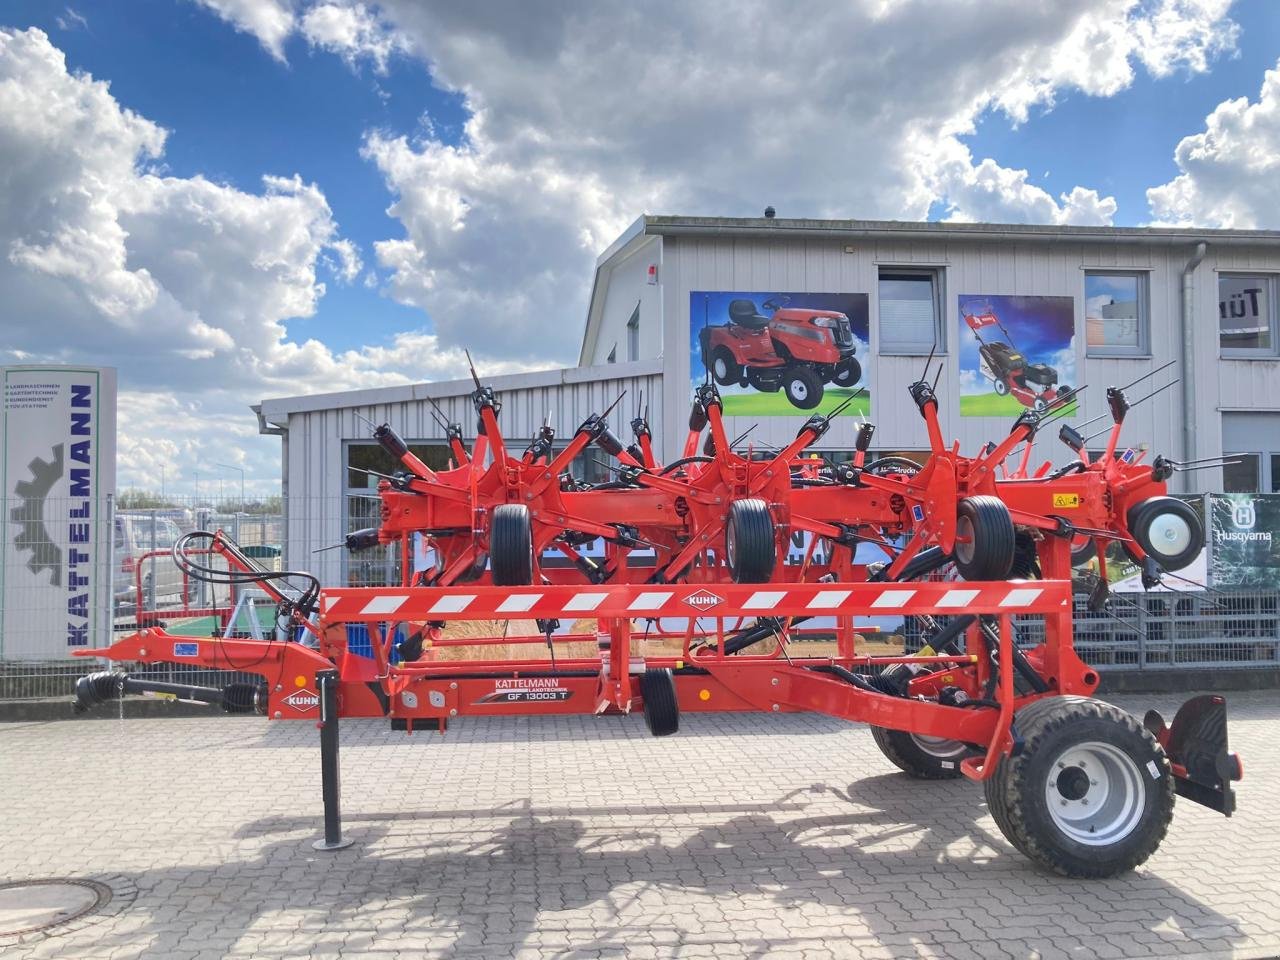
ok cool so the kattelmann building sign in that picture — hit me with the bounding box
[1,365,117,660]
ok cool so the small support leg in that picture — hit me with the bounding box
[312,669,354,851]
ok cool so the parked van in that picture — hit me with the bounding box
[114,514,189,607]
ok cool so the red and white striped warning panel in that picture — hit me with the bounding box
[319,580,1070,621]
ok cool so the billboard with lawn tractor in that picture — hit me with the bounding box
[958,295,1077,417]
[690,291,870,415]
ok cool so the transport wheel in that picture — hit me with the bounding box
[830,357,861,388]
[952,496,1015,581]
[870,665,970,779]
[783,366,823,409]
[640,668,679,736]
[711,347,742,386]
[983,695,1174,878]
[1070,534,1097,567]
[993,379,1009,396]
[725,498,776,583]
[1126,496,1203,571]
[490,503,534,586]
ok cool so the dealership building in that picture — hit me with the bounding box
[257,215,1280,583]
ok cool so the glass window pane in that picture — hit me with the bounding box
[347,442,453,489]
[1272,454,1280,493]
[1086,273,1141,349]
[1223,453,1260,493]
[879,273,936,351]
[1219,276,1272,351]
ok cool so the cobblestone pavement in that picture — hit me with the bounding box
[1,690,1277,960]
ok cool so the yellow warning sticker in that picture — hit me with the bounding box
[1053,493,1080,508]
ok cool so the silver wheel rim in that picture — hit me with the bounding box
[954,514,975,564]
[1146,511,1192,557]
[791,379,808,401]
[714,358,728,379]
[1044,741,1144,846]
[726,521,737,568]
[911,733,968,760]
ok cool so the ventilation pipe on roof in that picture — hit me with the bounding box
[1180,242,1207,490]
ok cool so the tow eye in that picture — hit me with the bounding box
[1144,695,1242,815]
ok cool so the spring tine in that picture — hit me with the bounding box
[464,349,483,389]
[731,423,759,448]
[1175,459,1243,472]
[931,362,942,391]
[1119,359,1177,392]
[919,342,937,382]
[1126,377,1180,409]
[599,389,628,420]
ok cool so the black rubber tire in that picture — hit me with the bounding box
[1127,496,1203,572]
[869,666,969,779]
[983,695,1175,879]
[952,496,1015,581]
[710,347,742,387]
[1010,531,1041,580]
[830,357,861,387]
[783,366,823,409]
[1070,534,1097,567]
[490,503,534,586]
[640,668,679,736]
[863,456,923,477]
[725,498,775,583]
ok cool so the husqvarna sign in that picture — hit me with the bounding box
[1,365,117,659]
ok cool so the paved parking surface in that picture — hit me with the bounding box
[1,690,1277,959]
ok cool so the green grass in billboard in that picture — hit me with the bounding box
[959,393,1077,417]
[721,388,871,417]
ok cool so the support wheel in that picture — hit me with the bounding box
[490,504,534,586]
[984,695,1174,878]
[725,498,775,583]
[711,347,742,387]
[870,665,971,779]
[952,496,1015,581]
[640,668,679,736]
[1126,496,1203,571]
[783,366,823,409]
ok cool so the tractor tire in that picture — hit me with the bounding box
[725,498,775,583]
[1126,496,1203,572]
[982,695,1175,878]
[490,504,534,586]
[711,347,742,387]
[783,366,823,409]
[993,378,1010,396]
[640,668,679,736]
[869,666,970,779]
[830,357,861,388]
[952,496,1015,581]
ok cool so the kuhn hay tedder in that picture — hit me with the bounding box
[73,355,1240,879]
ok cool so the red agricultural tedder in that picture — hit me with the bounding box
[73,357,1241,879]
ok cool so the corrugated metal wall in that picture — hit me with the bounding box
[658,235,1280,478]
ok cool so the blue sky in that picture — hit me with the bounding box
[1,1,1275,491]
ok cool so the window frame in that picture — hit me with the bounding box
[1219,272,1280,358]
[1084,269,1150,358]
[877,266,945,356]
[626,302,640,362]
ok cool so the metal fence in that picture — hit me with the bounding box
[2,494,1278,702]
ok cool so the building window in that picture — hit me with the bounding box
[626,303,640,361]
[1085,271,1148,356]
[1223,454,1261,493]
[878,268,943,355]
[1219,274,1278,355]
[606,344,616,364]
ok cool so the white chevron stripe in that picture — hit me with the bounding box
[806,590,852,609]
[870,590,916,608]
[743,590,788,609]
[496,593,542,613]
[563,593,608,611]
[429,594,476,614]
[938,589,980,608]
[628,591,673,611]
[361,595,408,615]
[1000,587,1043,607]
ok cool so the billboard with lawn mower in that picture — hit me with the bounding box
[691,291,870,415]
[958,294,1076,417]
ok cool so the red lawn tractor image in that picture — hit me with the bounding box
[699,296,861,409]
[964,301,1069,412]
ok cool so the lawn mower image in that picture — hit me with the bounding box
[699,296,861,409]
[964,301,1069,412]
